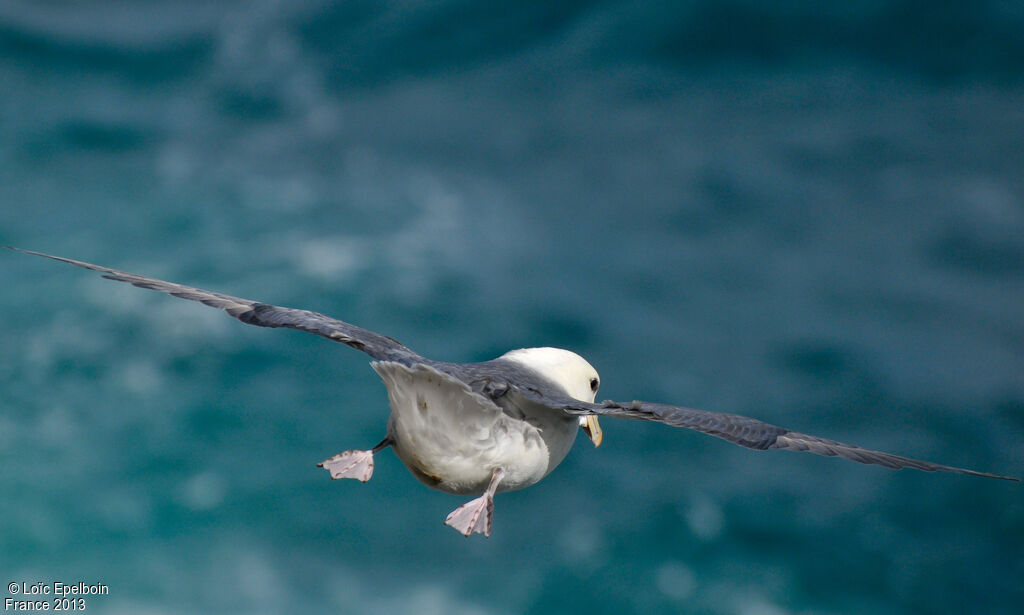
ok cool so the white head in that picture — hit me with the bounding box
[500,347,604,446]
[500,347,600,402]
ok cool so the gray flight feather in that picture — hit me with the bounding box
[9,246,1017,482]
[7,247,418,363]
[554,398,1018,481]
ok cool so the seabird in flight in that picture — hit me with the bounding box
[8,247,1017,537]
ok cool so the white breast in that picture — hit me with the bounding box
[372,361,576,495]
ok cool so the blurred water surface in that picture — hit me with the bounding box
[1,2,1022,614]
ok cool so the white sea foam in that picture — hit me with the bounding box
[684,493,725,541]
[655,561,697,602]
[180,471,227,511]
[293,236,367,281]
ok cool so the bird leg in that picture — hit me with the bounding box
[444,467,505,538]
[317,437,393,482]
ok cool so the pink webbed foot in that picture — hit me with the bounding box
[445,494,495,537]
[444,468,505,538]
[318,438,392,482]
[318,450,375,481]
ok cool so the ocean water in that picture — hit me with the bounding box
[1,1,1022,613]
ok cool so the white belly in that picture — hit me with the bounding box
[372,361,577,495]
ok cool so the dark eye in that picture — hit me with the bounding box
[589,378,599,392]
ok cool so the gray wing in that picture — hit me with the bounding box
[561,398,1018,481]
[9,247,420,363]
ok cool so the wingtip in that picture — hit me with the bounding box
[5,246,44,258]
[6,246,45,257]
[952,465,1019,482]
[986,473,1019,482]
[939,467,1018,482]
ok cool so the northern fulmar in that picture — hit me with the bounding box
[9,247,1017,538]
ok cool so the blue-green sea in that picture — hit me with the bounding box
[1,2,1022,613]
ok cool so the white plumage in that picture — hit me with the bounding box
[10,247,1016,539]
[375,360,579,495]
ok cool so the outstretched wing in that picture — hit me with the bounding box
[9,247,419,363]
[560,398,1017,481]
